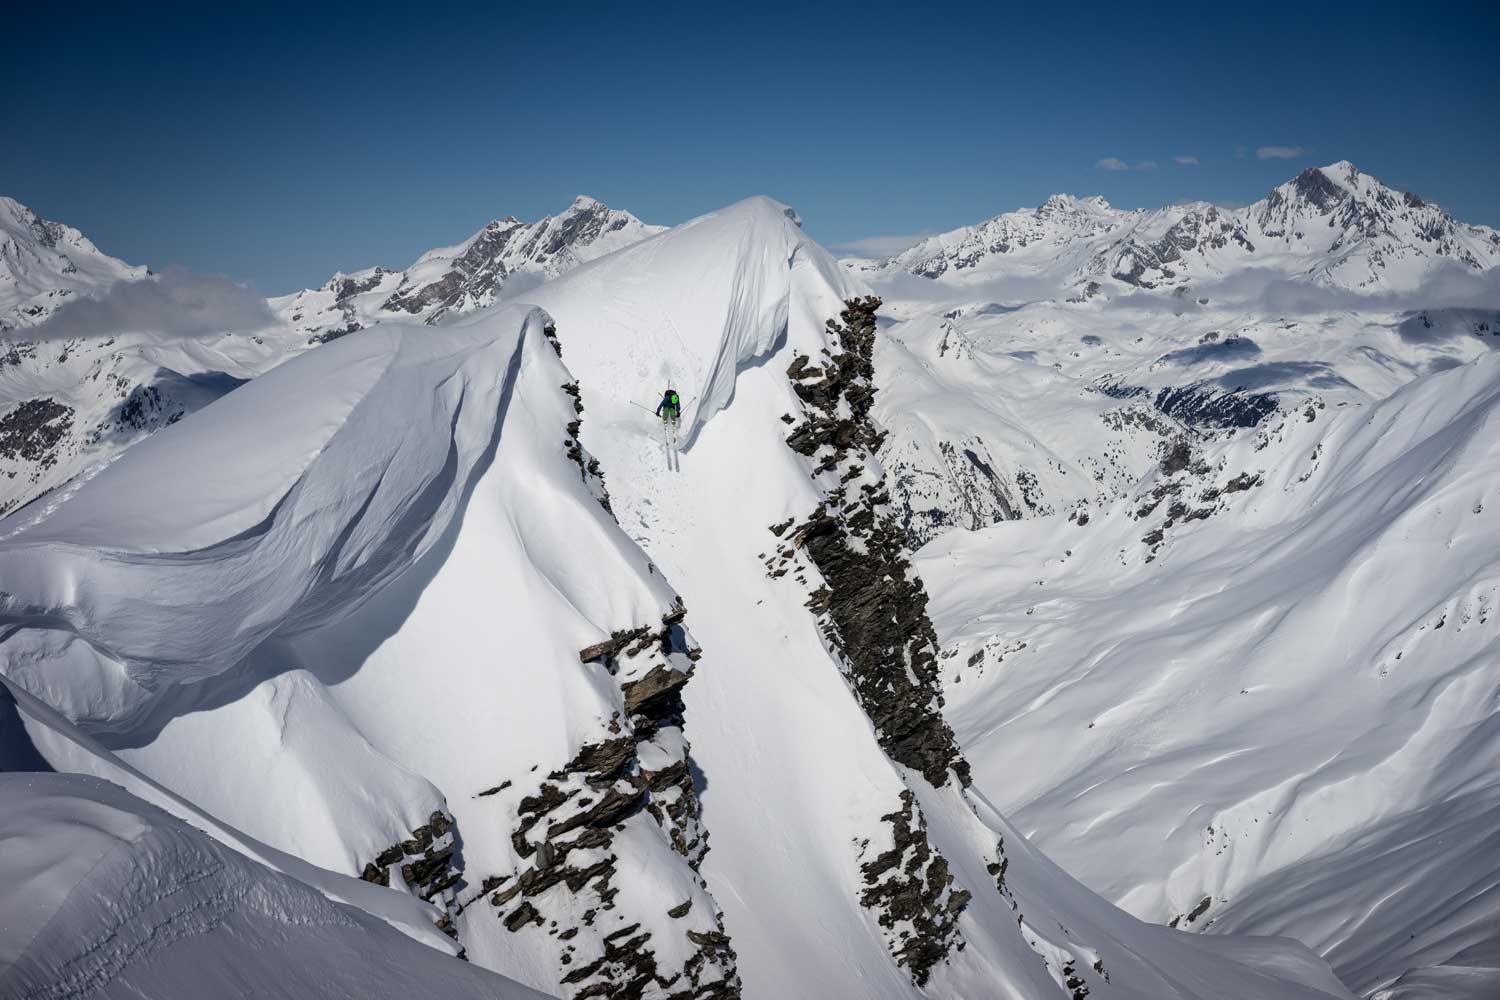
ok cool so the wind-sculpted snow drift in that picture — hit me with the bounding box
[1,198,1353,998]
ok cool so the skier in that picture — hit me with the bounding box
[655,387,682,430]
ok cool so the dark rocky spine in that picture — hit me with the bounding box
[768,296,978,986]
[778,296,969,789]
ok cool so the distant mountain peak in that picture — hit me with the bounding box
[859,162,1499,294]
[1288,164,1349,212]
[272,196,665,342]
[1039,192,1113,216]
[0,195,147,330]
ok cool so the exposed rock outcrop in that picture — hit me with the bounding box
[475,600,737,998]
[0,397,72,468]
[857,790,970,986]
[560,373,613,515]
[360,809,466,946]
[770,296,977,985]
[779,296,969,789]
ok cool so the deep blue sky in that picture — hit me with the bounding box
[6,1,1497,294]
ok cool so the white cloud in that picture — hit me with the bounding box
[1257,145,1305,160]
[831,232,934,258]
[10,267,276,342]
[1134,160,1159,170]
[1173,156,1200,166]
[1095,157,1130,171]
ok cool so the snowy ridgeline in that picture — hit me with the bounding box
[0,198,1363,999]
[855,161,1500,294]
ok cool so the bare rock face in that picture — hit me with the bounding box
[888,437,1021,549]
[781,296,969,790]
[0,397,72,467]
[557,332,613,515]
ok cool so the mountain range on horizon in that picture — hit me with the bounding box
[8,160,1499,342]
[847,161,1500,296]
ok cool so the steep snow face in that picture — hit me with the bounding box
[270,195,665,343]
[860,162,1500,295]
[1,195,1354,999]
[920,352,1500,995]
[519,197,1353,999]
[0,196,147,331]
[0,772,548,1000]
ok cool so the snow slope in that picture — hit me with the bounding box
[0,771,547,1000]
[919,350,1500,996]
[869,282,1499,545]
[0,193,306,520]
[0,195,1355,998]
[0,325,296,521]
[0,298,740,996]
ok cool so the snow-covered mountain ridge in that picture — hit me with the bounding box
[836,164,1500,997]
[0,196,147,331]
[856,162,1500,294]
[0,194,662,522]
[0,197,1357,999]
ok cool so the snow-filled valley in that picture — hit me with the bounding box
[1,163,1497,999]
